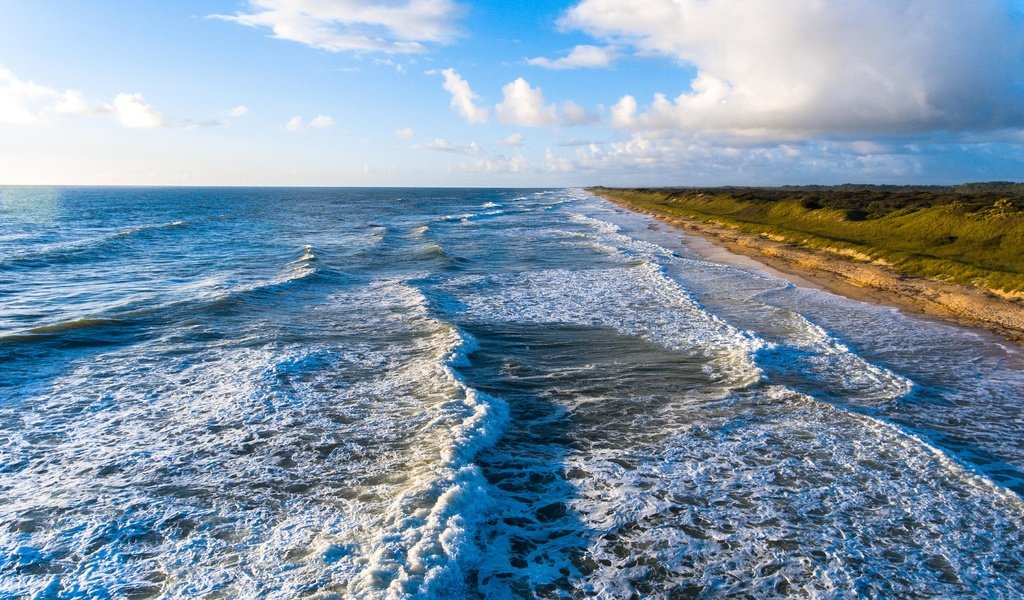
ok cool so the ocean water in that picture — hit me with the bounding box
[1,186,1022,599]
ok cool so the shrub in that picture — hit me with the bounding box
[845,209,868,221]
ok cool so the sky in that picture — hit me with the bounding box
[1,0,1023,187]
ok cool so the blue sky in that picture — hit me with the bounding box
[1,0,1023,186]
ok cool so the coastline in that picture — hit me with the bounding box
[591,190,1024,344]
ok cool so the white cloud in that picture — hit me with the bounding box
[495,78,557,127]
[526,45,615,69]
[562,0,1024,139]
[395,127,415,139]
[850,141,890,155]
[310,114,335,129]
[561,100,598,126]
[211,0,463,54]
[53,91,91,116]
[494,78,597,128]
[544,147,576,173]
[413,136,531,174]
[610,95,637,128]
[228,105,250,117]
[373,57,408,73]
[441,68,488,124]
[112,93,165,128]
[497,132,524,147]
[531,130,930,183]
[284,114,335,132]
[0,67,59,125]
[556,137,604,147]
[414,137,483,155]
[456,154,530,174]
[1,67,170,129]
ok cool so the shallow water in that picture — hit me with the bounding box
[1,187,1022,598]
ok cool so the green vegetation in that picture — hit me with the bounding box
[590,183,1024,293]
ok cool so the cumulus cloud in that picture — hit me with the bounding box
[211,0,463,54]
[309,114,335,128]
[112,93,165,128]
[495,78,598,128]
[413,137,530,174]
[495,78,557,127]
[561,100,599,125]
[497,132,524,147]
[395,127,415,139]
[414,137,483,155]
[0,67,166,128]
[0,68,58,125]
[53,91,91,116]
[456,154,530,174]
[441,68,488,124]
[561,0,1024,139]
[537,132,928,183]
[610,94,638,128]
[228,105,250,117]
[526,45,615,69]
[284,114,335,132]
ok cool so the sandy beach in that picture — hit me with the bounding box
[593,190,1024,344]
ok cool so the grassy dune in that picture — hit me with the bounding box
[591,184,1024,294]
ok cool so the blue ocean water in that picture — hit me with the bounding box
[1,187,1022,598]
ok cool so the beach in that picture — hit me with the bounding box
[591,189,1024,343]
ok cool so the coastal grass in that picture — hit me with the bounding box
[591,185,1024,293]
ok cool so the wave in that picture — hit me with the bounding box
[294,244,316,263]
[0,277,509,599]
[0,220,190,268]
[27,317,126,335]
[0,317,131,347]
[568,212,679,261]
[439,261,769,387]
[182,248,323,311]
[440,213,475,223]
[754,311,915,406]
[464,209,506,222]
[0,245,323,346]
[566,384,1024,597]
[344,285,509,597]
[422,243,446,256]
[112,220,189,238]
[406,243,469,269]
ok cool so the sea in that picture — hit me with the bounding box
[1,187,1023,599]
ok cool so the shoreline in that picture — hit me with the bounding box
[591,190,1024,344]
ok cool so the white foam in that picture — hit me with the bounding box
[745,310,916,406]
[0,278,507,599]
[345,302,509,598]
[564,385,1024,597]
